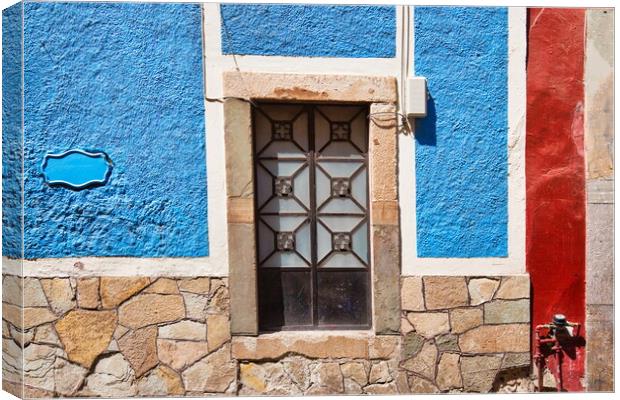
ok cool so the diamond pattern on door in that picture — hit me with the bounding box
[254,103,370,330]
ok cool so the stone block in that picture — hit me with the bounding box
[369,102,398,202]
[484,299,530,324]
[494,275,529,300]
[77,277,100,309]
[460,355,503,392]
[117,326,158,377]
[372,200,399,225]
[40,278,76,315]
[229,223,258,335]
[423,276,468,309]
[459,324,529,353]
[586,199,613,305]
[468,278,500,305]
[157,339,210,371]
[437,353,462,391]
[118,293,185,329]
[372,224,401,334]
[586,304,614,391]
[177,277,211,294]
[223,72,398,103]
[182,344,236,393]
[401,276,425,311]
[137,365,184,396]
[55,310,117,369]
[224,98,253,199]
[23,278,48,307]
[407,312,450,338]
[450,307,483,334]
[159,320,207,341]
[144,278,180,295]
[400,341,437,380]
[100,277,150,309]
[207,313,231,351]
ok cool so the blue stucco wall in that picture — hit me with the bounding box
[414,7,508,258]
[220,4,396,58]
[23,2,208,258]
[2,3,23,258]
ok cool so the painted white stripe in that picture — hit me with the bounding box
[400,7,527,276]
[3,256,222,277]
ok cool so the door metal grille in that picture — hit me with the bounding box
[253,103,371,330]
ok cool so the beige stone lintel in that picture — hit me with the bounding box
[372,201,399,226]
[223,72,397,103]
[227,198,254,224]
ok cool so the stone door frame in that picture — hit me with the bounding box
[223,72,401,336]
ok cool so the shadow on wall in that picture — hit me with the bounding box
[415,95,437,146]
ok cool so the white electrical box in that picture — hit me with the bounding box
[405,77,427,118]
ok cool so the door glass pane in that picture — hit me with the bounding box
[255,103,370,330]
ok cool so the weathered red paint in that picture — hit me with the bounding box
[526,8,586,392]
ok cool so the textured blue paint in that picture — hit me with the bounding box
[2,3,23,258]
[414,7,508,258]
[220,4,396,58]
[23,2,208,258]
[42,150,113,190]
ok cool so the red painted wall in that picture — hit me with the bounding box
[526,8,586,391]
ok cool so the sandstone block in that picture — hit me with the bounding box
[407,312,450,338]
[40,278,75,315]
[23,278,48,307]
[400,341,437,380]
[137,365,184,396]
[459,324,529,353]
[54,358,88,396]
[182,344,236,393]
[76,278,100,309]
[401,277,425,311]
[408,375,440,393]
[22,307,58,330]
[436,333,459,352]
[369,335,399,359]
[364,382,398,394]
[159,320,206,341]
[460,355,503,392]
[313,362,344,393]
[239,362,300,395]
[423,277,468,309]
[23,343,58,391]
[178,277,210,294]
[495,276,530,299]
[118,326,158,377]
[207,313,231,351]
[100,277,150,309]
[468,278,500,305]
[450,308,483,334]
[118,293,184,329]
[157,339,210,371]
[144,278,179,294]
[55,310,117,369]
[484,299,530,324]
[3,275,22,306]
[340,362,368,386]
[283,357,311,391]
[402,332,425,358]
[82,353,136,397]
[437,353,462,391]
[369,361,391,384]
[502,352,531,369]
[182,292,208,322]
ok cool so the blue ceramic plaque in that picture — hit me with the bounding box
[41,149,113,190]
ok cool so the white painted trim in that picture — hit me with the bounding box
[3,256,224,277]
[401,7,527,276]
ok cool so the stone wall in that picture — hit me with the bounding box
[400,275,533,393]
[3,274,532,397]
[2,275,233,397]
